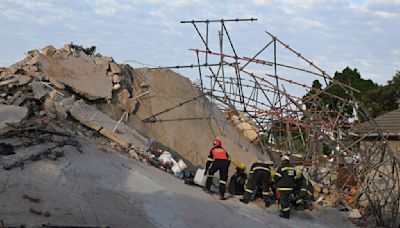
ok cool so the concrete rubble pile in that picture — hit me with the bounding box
[0,44,266,176]
[0,45,179,176]
[0,44,370,226]
[298,159,368,220]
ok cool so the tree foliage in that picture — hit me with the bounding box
[69,42,102,57]
[363,71,400,117]
[302,67,400,122]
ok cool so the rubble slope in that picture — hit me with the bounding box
[0,137,355,228]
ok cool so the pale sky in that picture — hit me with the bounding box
[0,0,399,85]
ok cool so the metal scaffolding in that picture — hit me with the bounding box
[175,18,400,226]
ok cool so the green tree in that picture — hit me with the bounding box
[302,67,379,120]
[363,71,400,117]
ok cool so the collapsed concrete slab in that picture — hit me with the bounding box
[31,81,49,99]
[36,50,112,100]
[0,104,28,132]
[100,68,267,171]
[69,100,147,148]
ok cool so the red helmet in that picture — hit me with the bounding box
[213,139,222,147]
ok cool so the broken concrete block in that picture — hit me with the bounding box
[63,44,71,53]
[37,49,112,100]
[323,177,330,185]
[323,195,334,207]
[0,78,18,86]
[31,81,49,99]
[101,128,130,148]
[69,101,103,131]
[94,57,110,70]
[113,83,121,90]
[42,45,57,57]
[118,89,130,105]
[69,100,147,148]
[28,49,40,58]
[13,94,34,106]
[10,91,23,103]
[348,209,362,219]
[311,180,323,193]
[110,62,121,74]
[0,104,28,131]
[112,75,121,84]
[48,77,65,89]
[16,75,32,86]
[101,56,114,62]
[322,188,329,194]
[26,65,38,72]
[43,91,71,119]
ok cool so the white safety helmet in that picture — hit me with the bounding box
[281,155,290,161]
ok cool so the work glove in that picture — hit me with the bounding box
[203,170,208,176]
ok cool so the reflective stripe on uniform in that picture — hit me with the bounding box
[262,192,270,195]
[275,173,282,177]
[277,187,293,191]
[307,191,312,196]
[249,171,254,174]
[253,167,270,172]
[296,199,303,204]
[301,188,307,192]
[245,188,254,193]
[282,207,290,212]
[281,167,294,171]
[208,175,214,178]
[219,180,227,185]
[207,158,214,161]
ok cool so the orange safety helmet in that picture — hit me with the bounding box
[213,139,222,147]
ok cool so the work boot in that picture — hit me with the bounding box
[279,212,290,219]
[203,188,214,195]
[219,195,226,200]
[265,201,271,208]
[239,198,249,204]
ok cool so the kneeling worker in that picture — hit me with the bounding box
[240,159,273,207]
[228,162,247,195]
[294,167,314,210]
[204,139,231,200]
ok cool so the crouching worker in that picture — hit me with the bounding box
[275,155,295,219]
[240,160,273,207]
[204,139,230,200]
[228,163,247,195]
[294,167,314,210]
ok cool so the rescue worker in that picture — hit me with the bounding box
[293,166,302,207]
[204,139,231,200]
[228,163,247,195]
[294,167,314,210]
[274,155,295,219]
[240,160,273,207]
[268,161,278,205]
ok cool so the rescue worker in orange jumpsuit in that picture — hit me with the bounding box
[204,139,231,200]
